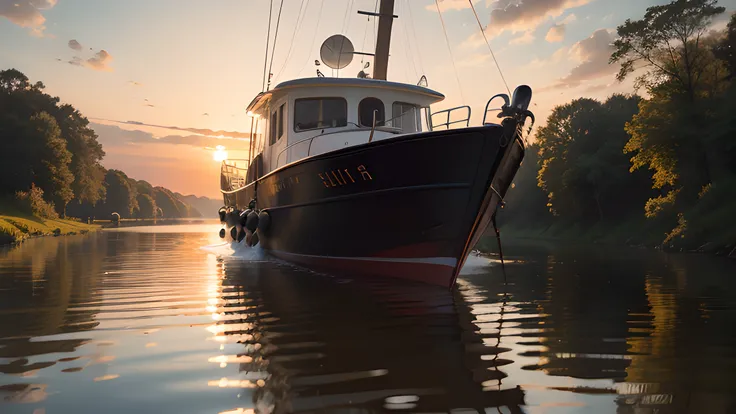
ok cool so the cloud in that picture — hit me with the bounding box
[540,29,618,91]
[95,119,252,140]
[0,0,57,36]
[68,49,114,72]
[485,0,590,38]
[510,31,535,45]
[91,123,251,152]
[426,0,483,12]
[86,50,113,71]
[68,39,83,51]
[545,25,566,42]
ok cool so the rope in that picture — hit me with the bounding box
[261,0,274,92]
[266,0,285,90]
[399,1,419,80]
[468,0,510,95]
[434,0,465,103]
[336,0,355,77]
[491,214,507,283]
[297,0,325,77]
[273,0,309,83]
[406,0,424,74]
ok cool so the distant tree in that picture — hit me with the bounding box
[135,193,157,218]
[98,170,138,218]
[537,95,647,221]
[496,144,552,229]
[713,13,736,79]
[153,187,184,218]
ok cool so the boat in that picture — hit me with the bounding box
[218,0,534,289]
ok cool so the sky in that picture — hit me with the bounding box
[2,0,735,199]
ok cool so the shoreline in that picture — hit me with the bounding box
[0,214,100,246]
[475,228,736,259]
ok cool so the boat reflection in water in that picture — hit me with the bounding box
[213,255,526,413]
[2,230,736,413]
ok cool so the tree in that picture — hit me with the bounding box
[27,112,74,214]
[153,187,184,218]
[135,194,157,218]
[52,104,106,205]
[0,69,106,206]
[537,95,647,221]
[713,13,736,79]
[98,170,138,218]
[611,0,726,101]
[0,69,30,92]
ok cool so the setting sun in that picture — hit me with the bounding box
[213,145,228,162]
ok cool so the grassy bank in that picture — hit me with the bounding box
[0,209,99,245]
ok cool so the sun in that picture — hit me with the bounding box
[213,145,228,162]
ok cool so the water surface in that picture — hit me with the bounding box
[1,226,735,413]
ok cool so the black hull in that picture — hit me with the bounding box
[223,125,524,288]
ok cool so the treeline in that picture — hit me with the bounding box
[0,69,201,221]
[499,0,736,253]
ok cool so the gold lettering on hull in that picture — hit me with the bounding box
[318,165,373,188]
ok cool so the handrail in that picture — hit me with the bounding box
[430,105,471,130]
[482,93,509,125]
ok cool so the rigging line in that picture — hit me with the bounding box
[297,0,325,77]
[397,2,418,81]
[360,13,370,64]
[406,0,424,74]
[340,0,355,34]
[274,0,309,83]
[399,1,419,80]
[434,0,465,103]
[261,0,274,92]
[372,0,378,56]
[266,0,286,90]
[467,0,510,95]
[336,0,355,77]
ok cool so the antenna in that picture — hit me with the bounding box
[320,35,354,69]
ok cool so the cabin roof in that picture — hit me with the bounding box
[246,77,445,113]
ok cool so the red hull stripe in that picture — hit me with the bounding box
[267,250,457,287]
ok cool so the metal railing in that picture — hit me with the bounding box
[220,160,249,192]
[430,105,471,130]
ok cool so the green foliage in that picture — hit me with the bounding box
[713,13,736,78]
[14,184,59,219]
[27,112,75,213]
[0,68,106,208]
[611,0,725,99]
[535,94,649,221]
[154,187,187,218]
[135,193,157,219]
[0,68,206,224]
[98,170,138,218]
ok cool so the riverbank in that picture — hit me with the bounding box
[477,213,736,259]
[0,212,99,245]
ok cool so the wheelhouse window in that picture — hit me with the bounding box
[392,102,421,133]
[294,98,347,132]
[358,97,385,127]
[270,103,285,145]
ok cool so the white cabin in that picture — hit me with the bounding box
[245,77,446,175]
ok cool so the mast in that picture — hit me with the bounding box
[373,0,395,80]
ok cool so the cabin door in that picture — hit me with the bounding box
[267,99,288,172]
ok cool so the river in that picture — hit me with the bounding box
[1,224,735,413]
